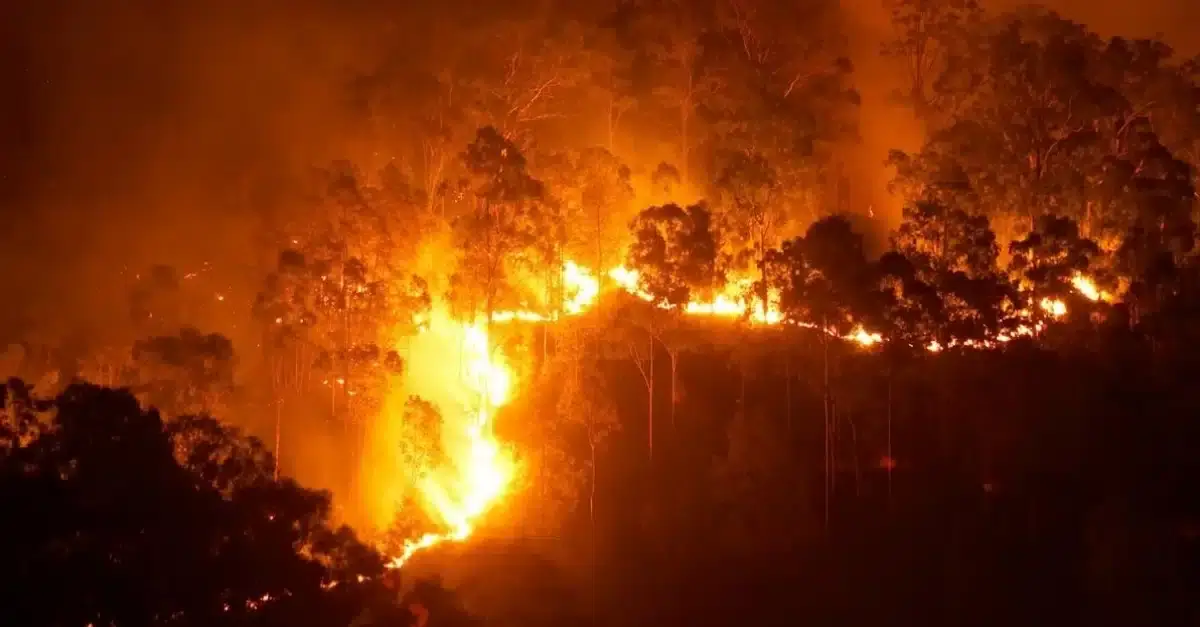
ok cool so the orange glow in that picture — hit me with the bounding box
[379,260,1109,568]
[1040,298,1067,318]
[1070,273,1109,302]
[607,266,650,300]
[606,266,786,324]
[372,307,516,570]
[846,326,883,346]
[563,260,600,314]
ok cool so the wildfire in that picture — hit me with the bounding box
[1040,298,1067,318]
[384,259,1108,568]
[563,260,600,314]
[384,312,516,569]
[605,267,785,324]
[1071,273,1109,302]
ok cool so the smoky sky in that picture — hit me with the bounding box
[0,0,378,332]
[1,0,1195,332]
[841,0,1199,224]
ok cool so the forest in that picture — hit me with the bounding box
[2,0,1200,625]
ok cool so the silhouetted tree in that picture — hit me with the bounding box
[0,382,388,627]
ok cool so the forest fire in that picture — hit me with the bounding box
[386,258,1107,568]
[384,312,516,569]
[10,0,1200,622]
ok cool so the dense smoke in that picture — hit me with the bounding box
[2,0,1193,314]
[0,0,1195,523]
[842,0,1197,228]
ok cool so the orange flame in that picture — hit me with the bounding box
[1070,273,1109,302]
[384,260,1107,567]
[385,313,515,569]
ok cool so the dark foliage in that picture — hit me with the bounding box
[0,381,425,627]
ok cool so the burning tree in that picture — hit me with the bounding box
[712,151,785,308]
[625,202,723,457]
[533,147,635,279]
[252,161,431,486]
[891,202,1020,343]
[448,126,547,328]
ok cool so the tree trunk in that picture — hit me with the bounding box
[831,399,838,496]
[785,351,792,435]
[272,358,284,480]
[596,202,605,275]
[738,350,746,408]
[669,349,678,432]
[589,433,598,623]
[887,367,894,509]
[849,412,861,498]
[680,68,692,190]
[823,329,831,532]
[648,334,655,461]
[607,92,616,154]
[484,288,495,438]
[274,399,282,480]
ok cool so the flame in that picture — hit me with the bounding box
[383,259,1108,568]
[597,263,1104,348]
[1070,273,1109,302]
[1039,298,1067,318]
[563,260,600,314]
[384,311,516,569]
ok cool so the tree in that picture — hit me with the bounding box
[881,0,984,125]
[872,250,945,347]
[893,201,999,279]
[448,127,546,328]
[1009,214,1106,315]
[712,407,814,554]
[884,8,1200,250]
[712,151,784,309]
[0,381,387,627]
[626,202,724,456]
[705,0,860,219]
[254,248,319,474]
[534,147,635,276]
[648,162,683,205]
[482,20,592,146]
[892,202,1020,343]
[590,15,639,152]
[254,245,421,480]
[130,328,236,419]
[1111,129,1197,319]
[1,377,50,458]
[555,328,620,617]
[773,214,872,333]
[632,0,716,189]
[765,215,873,528]
[627,203,723,308]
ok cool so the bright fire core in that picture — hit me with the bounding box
[383,311,517,569]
